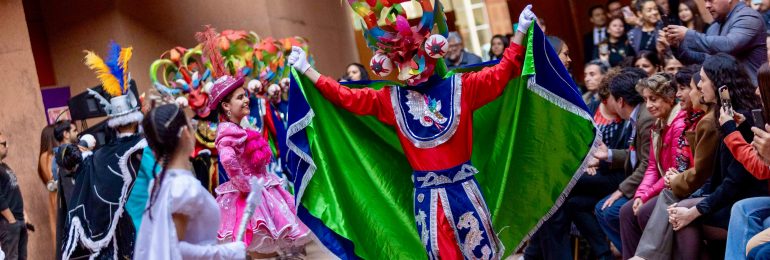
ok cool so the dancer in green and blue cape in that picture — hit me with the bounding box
[286,2,599,259]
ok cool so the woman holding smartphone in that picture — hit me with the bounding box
[668,53,767,259]
[721,62,770,259]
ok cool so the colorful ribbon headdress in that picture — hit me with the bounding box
[348,0,450,84]
[149,25,314,117]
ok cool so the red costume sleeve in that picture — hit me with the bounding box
[314,76,395,125]
[461,43,526,110]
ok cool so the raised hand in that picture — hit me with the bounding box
[664,25,688,48]
[288,46,311,74]
[517,5,536,33]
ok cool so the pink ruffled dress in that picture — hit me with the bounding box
[214,122,310,253]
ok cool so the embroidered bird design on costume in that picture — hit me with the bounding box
[405,91,448,130]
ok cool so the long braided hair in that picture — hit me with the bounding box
[141,104,188,219]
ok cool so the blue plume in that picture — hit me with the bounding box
[241,67,252,76]
[154,82,181,95]
[192,76,201,89]
[106,41,125,89]
[201,69,211,81]
[180,82,190,92]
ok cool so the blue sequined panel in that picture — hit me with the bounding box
[391,75,462,148]
[411,163,503,259]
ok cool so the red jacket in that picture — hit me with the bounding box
[724,129,770,191]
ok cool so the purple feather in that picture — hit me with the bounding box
[106,41,125,91]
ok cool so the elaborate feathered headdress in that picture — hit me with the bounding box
[149,26,314,118]
[150,44,214,117]
[349,0,449,85]
[150,26,253,118]
[84,41,143,128]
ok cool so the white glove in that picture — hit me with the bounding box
[288,46,311,74]
[517,5,536,33]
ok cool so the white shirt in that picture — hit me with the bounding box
[627,104,641,168]
[594,27,607,45]
[134,169,245,260]
[606,104,642,164]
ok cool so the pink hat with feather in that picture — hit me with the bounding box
[207,75,245,111]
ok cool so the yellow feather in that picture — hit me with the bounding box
[84,51,122,97]
[119,47,133,93]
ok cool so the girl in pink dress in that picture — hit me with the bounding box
[209,75,310,257]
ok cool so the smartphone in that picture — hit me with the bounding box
[599,43,609,55]
[668,15,681,26]
[658,13,669,29]
[621,6,634,19]
[752,109,766,129]
[719,85,733,116]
